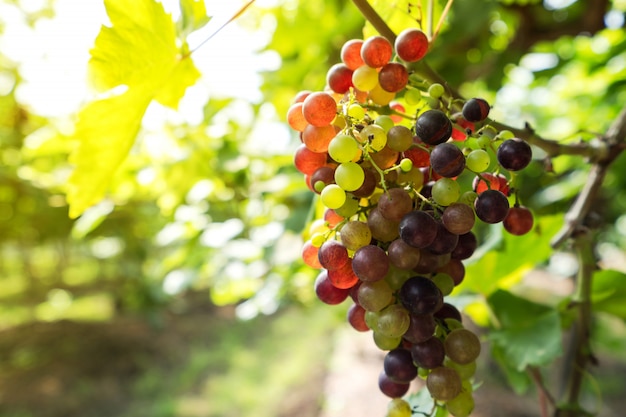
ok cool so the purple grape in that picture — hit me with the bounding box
[398,276,443,315]
[415,110,452,145]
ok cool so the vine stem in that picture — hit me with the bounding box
[351,0,397,42]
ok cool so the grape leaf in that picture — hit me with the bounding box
[363,0,447,39]
[488,289,562,371]
[67,0,201,218]
[592,269,626,320]
[179,0,211,35]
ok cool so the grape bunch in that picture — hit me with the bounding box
[288,28,534,417]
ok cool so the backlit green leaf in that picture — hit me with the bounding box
[179,0,211,35]
[68,0,202,218]
[592,269,626,320]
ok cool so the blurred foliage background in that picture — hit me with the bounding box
[0,0,625,416]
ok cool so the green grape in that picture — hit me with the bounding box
[335,195,359,218]
[376,303,411,338]
[458,191,478,206]
[358,280,394,312]
[428,83,445,99]
[386,398,412,417]
[444,328,481,365]
[404,88,422,105]
[340,220,372,251]
[335,162,365,191]
[365,310,380,330]
[311,233,325,248]
[373,331,402,350]
[321,184,346,209]
[360,124,388,152]
[375,115,395,132]
[431,272,455,296]
[446,390,474,417]
[426,366,462,401]
[466,149,490,172]
[352,65,379,91]
[497,129,515,140]
[387,125,413,152]
[399,158,413,172]
[432,178,461,206]
[314,180,326,193]
[348,103,366,119]
[445,358,476,380]
[329,134,361,163]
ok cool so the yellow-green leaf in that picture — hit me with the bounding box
[67,87,151,219]
[68,0,202,218]
[179,0,211,34]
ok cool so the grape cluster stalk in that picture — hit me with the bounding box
[288,29,534,417]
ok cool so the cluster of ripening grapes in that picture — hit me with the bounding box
[287,28,534,417]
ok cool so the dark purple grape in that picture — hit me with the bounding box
[434,302,463,322]
[410,336,445,369]
[415,109,452,145]
[451,232,477,260]
[384,348,418,383]
[497,138,532,171]
[399,276,443,315]
[378,371,410,398]
[399,211,438,248]
[352,245,390,282]
[430,143,466,178]
[427,222,460,255]
[462,98,490,122]
[403,313,436,344]
[474,189,510,224]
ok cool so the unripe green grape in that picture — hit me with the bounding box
[358,280,393,312]
[335,195,360,218]
[431,272,455,296]
[360,124,387,152]
[376,303,411,338]
[426,366,462,401]
[445,358,477,380]
[446,390,474,417]
[432,178,461,206]
[321,184,346,209]
[373,331,402,350]
[386,398,412,417]
[311,233,325,248]
[399,158,413,172]
[348,103,366,119]
[404,88,422,105]
[497,129,515,140]
[375,115,395,132]
[466,149,490,172]
[352,65,379,91]
[459,191,478,206]
[340,220,372,251]
[314,180,326,193]
[444,328,481,365]
[428,83,445,99]
[365,310,380,329]
[335,162,365,191]
[329,134,361,163]
[476,134,491,149]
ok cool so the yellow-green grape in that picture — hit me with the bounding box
[398,167,424,189]
[340,220,372,251]
[399,158,413,172]
[459,190,478,206]
[377,303,411,338]
[314,180,326,193]
[321,184,346,209]
[373,331,401,350]
[364,310,380,329]
[375,115,395,132]
[386,398,412,417]
[428,83,445,99]
[445,358,477,380]
[431,272,454,296]
[432,178,461,206]
[404,88,422,105]
[352,65,379,91]
[311,232,326,248]
[329,134,361,163]
[335,195,360,218]
[360,124,387,152]
[369,83,395,105]
[348,103,366,119]
[446,390,474,417]
[466,149,490,172]
[335,162,365,191]
[387,125,413,152]
[497,129,515,140]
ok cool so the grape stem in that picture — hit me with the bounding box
[350,0,397,42]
